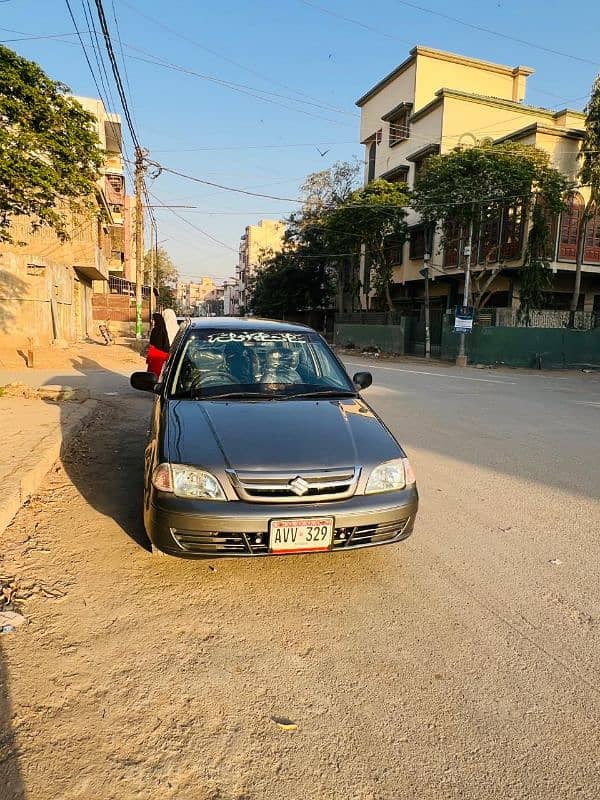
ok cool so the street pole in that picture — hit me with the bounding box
[456,213,474,367]
[134,146,145,339]
[423,252,431,359]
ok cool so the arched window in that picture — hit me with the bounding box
[367,142,376,183]
[584,202,600,264]
[558,192,584,261]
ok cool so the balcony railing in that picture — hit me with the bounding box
[109,274,150,299]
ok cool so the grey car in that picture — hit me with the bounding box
[130,318,418,558]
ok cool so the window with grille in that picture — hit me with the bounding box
[558,192,584,261]
[107,174,124,194]
[409,226,425,260]
[584,203,600,264]
[389,110,410,146]
[443,220,462,268]
[385,234,404,265]
[500,201,526,261]
[367,142,376,182]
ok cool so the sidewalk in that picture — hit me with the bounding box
[0,340,142,538]
[0,395,97,536]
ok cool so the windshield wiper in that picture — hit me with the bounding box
[285,389,357,399]
[192,390,270,400]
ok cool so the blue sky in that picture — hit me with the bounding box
[1,0,598,281]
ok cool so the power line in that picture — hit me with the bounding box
[147,158,539,213]
[91,0,141,152]
[149,141,357,153]
[148,190,237,252]
[64,0,108,109]
[299,0,413,45]
[120,0,347,112]
[393,0,600,68]
[0,31,87,42]
[110,0,136,127]
[123,46,356,127]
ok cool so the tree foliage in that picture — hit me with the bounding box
[0,45,104,243]
[412,141,569,310]
[144,247,179,308]
[251,251,335,318]
[571,73,600,315]
[323,180,410,311]
[249,161,360,317]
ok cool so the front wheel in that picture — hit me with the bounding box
[151,544,166,558]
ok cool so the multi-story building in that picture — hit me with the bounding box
[74,97,134,283]
[236,219,286,310]
[356,46,600,313]
[176,277,218,315]
[0,97,131,347]
[223,278,240,316]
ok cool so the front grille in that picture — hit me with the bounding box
[171,518,410,556]
[333,518,411,548]
[229,467,360,503]
[171,529,270,555]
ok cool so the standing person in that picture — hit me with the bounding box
[146,313,170,377]
[162,308,179,348]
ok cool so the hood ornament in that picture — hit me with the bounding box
[289,476,310,496]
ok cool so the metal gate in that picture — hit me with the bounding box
[406,309,444,357]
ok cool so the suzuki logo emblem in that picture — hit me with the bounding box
[289,476,310,496]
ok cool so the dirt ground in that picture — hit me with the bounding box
[1,364,599,799]
[0,339,144,372]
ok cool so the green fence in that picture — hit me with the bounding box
[334,322,407,354]
[335,316,600,369]
[443,323,600,369]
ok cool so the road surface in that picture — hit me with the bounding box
[1,357,599,800]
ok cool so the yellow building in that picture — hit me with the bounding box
[356,46,599,313]
[236,219,286,310]
[177,277,219,314]
[0,97,129,348]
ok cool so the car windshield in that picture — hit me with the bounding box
[169,329,355,399]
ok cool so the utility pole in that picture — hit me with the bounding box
[422,223,433,360]
[456,211,474,367]
[134,146,145,339]
[423,257,431,360]
[149,218,157,317]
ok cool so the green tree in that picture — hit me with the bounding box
[323,180,410,312]
[250,249,335,318]
[0,45,104,243]
[412,142,569,314]
[249,161,360,316]
[144,247,179,308]
[570,74,600,318]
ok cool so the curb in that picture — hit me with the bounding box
[0,398,99,538]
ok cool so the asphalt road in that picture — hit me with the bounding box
[1,358,599,800]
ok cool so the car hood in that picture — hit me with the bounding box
[165,397,402,471]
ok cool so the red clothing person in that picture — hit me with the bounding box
[146,313,170,377]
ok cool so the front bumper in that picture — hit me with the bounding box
[146,486,419,558]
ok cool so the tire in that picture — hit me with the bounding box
[151,544,166,557]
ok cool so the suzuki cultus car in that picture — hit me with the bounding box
[130,318,418,558]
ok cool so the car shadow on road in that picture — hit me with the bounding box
[0,643,25,799]
[44,355,152,553]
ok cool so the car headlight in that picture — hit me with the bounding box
[152,463,227,500]
[365,458,415,494]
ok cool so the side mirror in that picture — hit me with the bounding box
[131,371,158,392]
[353,371,373,390]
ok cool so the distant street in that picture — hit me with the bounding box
[1,356,600,800]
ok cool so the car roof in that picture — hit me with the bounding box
[187,317,315,333]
